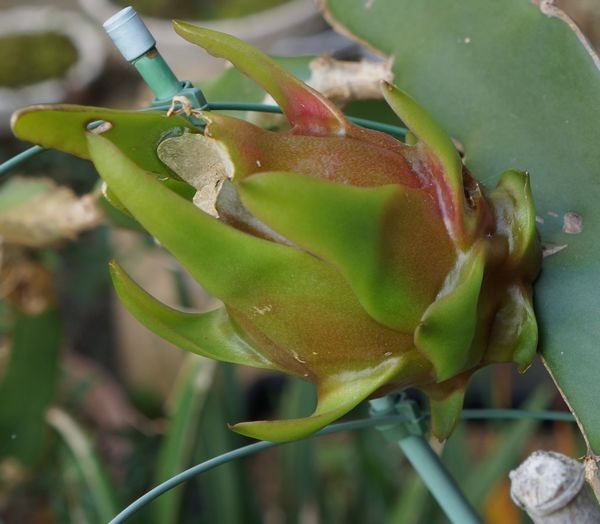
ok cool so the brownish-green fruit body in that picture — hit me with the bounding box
[11,22,541,443]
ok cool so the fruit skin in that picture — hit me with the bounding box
[10,23,541,443]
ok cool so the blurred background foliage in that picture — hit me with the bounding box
[0,0,597,523]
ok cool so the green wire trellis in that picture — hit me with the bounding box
[106,407,574,524]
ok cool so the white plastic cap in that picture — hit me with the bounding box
[103,6,156,61]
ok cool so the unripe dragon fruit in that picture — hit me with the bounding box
[11,22,541,443]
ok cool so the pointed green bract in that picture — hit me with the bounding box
[173,21,348,137]
[11,105,195,177]
[415,243,486,381]
[485,285,537,372]
[382,83,466,241]
[488,169,540,280]
[423,377,468,440]
[110,261,277,369]
[381,83,461,178]
[231,355,408,442]
[174,22,406,151]
[239,172,455,332]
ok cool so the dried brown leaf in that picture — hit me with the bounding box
[0,177,103,248]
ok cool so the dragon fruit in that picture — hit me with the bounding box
[11,22,541,442]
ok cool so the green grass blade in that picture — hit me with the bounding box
[460,387,553,508]
[47,407,119,522]
[278,378,317,523]
[193,364,260,524]
[152,355,217,524]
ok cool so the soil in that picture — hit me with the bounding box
[0,32,78,88]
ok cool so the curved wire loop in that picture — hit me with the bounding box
[109,408,574,523]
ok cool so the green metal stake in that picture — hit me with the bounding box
[132,49,182,101]
[370,395,482,524]
[103,7,206,108]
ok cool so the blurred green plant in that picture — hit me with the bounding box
[0,309,61,464]
[116,0,289,20]
[0,33,78,88]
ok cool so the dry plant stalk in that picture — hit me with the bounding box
[510,450,600,523]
